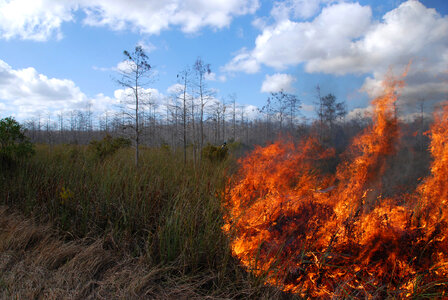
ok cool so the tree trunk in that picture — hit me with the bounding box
[135,72,139,168]
[183,76,187,164]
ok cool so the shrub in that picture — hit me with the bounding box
[202,143,228,162]
[88,134,131,160]
[0,117,34,168]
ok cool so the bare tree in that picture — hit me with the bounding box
[116,45,152,167]
[238,104,246,143]
[193,57,212,156]
[177,67,192,164]
[209,99,225,143]
[221,97,227,142]
[260,96,273,141]
[229,93,237,141]
[190,89,197,165]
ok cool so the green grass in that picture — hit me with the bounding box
[2,145,226,263]
[0,144,292,298]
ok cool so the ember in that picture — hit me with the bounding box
[222,73,448,298]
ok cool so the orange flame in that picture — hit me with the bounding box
[223,73,448,298]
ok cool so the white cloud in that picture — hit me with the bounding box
[0,0,259,41]
[346,106,374,121]
[137,39,157,53]
[354,1,448,109]
[223,48,260,73]
[225,0,448,109]
[204,72,216,81]
[81,0,259,34]
[304,1,448,75]
[261,73,296,93]
[116,60,137,73]
[242,104,259,120]
[0,59,165,120]
[114,87,163,103]
[167,83,184,95]
[0,59,87,118]
[0,0,76,41]
[225,2,371,72]
[230,103,259,120]
[89,93,121,113]
[204,72,227,82]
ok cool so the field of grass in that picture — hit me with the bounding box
[0,144,292,299]
[2,136,446,298]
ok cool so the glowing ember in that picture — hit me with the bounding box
[222,74,448,298]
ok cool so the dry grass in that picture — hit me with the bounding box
[0,206,291,299]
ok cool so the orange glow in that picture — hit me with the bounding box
[222,73,448,297]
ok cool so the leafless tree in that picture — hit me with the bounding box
[116,45,152,167]
[229,93,237,141]
[177,67,192,164]
[193,57,213,156]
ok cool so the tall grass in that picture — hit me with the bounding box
[2,144,228,264]
[0,144,303,298]
[0,146,247,294]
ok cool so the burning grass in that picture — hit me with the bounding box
[1,73,447,298]
[223,74,448,298]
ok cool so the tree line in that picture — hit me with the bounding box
[19,46,390,166]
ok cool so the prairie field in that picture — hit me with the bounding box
[1,145,291,299]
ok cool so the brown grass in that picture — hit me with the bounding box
[0,206,291,299]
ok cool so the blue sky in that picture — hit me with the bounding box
[0,0,447,122]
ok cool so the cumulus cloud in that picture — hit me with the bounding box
[89,93,121,114]
[137,39,157,53]
[116,60,137,73]
[346,106,374,121]
[261,73,296,93]
[204,72,217,81]
[204,72,227,82]
[0,59,87,118]
[114,87,163,105]
[227,102,259,120]
[241,104,259,120]
[0,0,76,41]
[0,59,163,120]
[167,83,184,95]
[223,48,260,73]
[225,0,448,110]
[0,0,259,41]
[225,2,371,72]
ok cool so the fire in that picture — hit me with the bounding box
[222,74,448,297]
